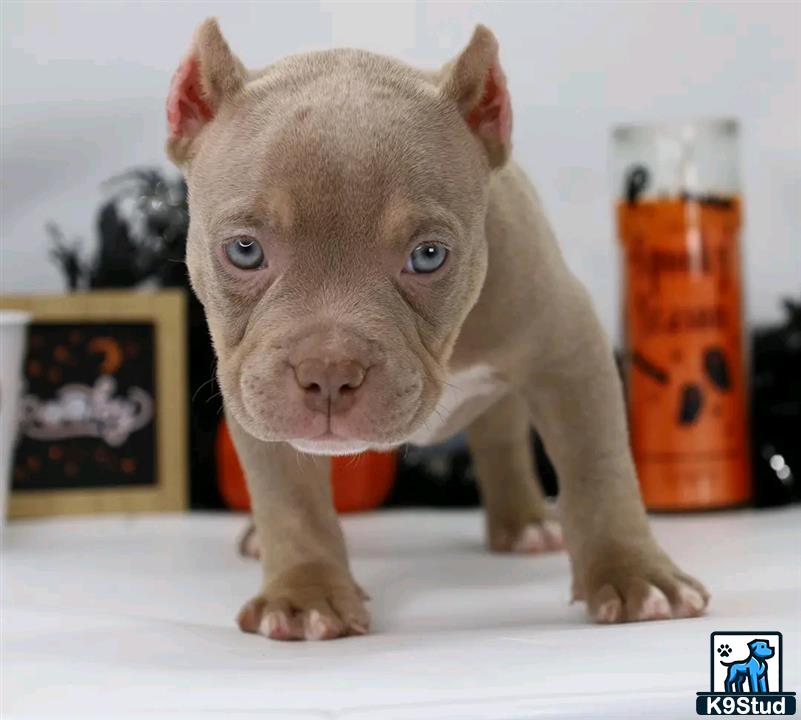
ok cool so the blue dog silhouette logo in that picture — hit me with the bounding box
[721,639,774,694]
[697,632,796,715]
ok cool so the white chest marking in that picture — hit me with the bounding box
[406,364,505,446]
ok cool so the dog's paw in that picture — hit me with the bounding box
[578,553,709,623]
[490,519,564,554]
[237,522,260,560]
[717,643,732,658]
[236,563,369,641]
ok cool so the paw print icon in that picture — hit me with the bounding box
[717,643,732,658]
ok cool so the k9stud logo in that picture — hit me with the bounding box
[697,632,796,715]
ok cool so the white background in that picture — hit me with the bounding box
[2,1,799,339]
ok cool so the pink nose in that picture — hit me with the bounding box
[292,358,366,414]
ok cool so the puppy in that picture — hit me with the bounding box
[166,19,709,641]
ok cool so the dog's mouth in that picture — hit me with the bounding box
[288,435,376,457]
[289,426,401,456]
[310,430,341,441]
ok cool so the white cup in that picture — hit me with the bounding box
[0,311,31,527]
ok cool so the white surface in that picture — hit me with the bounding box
[2,508,800,720]
[2,2,800,336]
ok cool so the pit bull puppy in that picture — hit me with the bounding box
[166,18,709,640]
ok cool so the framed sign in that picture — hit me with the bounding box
[0,291,187,517]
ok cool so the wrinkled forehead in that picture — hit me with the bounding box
[190,77,488,242]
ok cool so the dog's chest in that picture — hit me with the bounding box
[406,364,506,447]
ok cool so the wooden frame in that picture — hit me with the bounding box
[0,291,187,517]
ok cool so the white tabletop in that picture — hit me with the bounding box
[2,507,800,719]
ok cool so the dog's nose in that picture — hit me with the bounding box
[293,358,366,414]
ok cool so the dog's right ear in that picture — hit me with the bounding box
[166,18,247,166]
[439,25,512,169]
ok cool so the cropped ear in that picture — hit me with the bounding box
[440,25,512,168]
[166,18,247,165]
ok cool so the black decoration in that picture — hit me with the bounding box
[46,168,223,509]
[48,168,189,291]
[752,295,801,506]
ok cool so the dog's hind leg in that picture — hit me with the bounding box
[467,393,563,554]
[724,667,738,694]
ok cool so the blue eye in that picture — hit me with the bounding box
[225,238,265,270]
[405,242,448,274]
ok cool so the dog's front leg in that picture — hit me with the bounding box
[227,415,369,640]
[522,279,709,623]
[749,667,762,694]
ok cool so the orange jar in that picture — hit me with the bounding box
[613,119,751,510]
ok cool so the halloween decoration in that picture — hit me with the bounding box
[752,295,801,506]
[0,292,187,517]
[46,168,223,509]
[614,119,751,510]
[48,169,189,290]
[216,419,397,513]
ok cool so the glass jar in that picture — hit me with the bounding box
[612,118,751,510]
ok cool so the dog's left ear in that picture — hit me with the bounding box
[440,25,512,168]
[166,18,247,166]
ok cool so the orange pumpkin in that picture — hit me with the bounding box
[216,420,396,513]
[216,421,251,511]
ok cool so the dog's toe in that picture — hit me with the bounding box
[258,608,298,640]
[590,584,624,623]
[302,608,344,641]
[669,583,708,618]
[236,569,370,641]
[239,596,361,641]
[492,520,564,554]
[585,564,709,624]
[574,550,709,623]
[590,581,672,624]
[631,585,672,621]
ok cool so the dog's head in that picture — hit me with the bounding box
[748,640,775,660]
[167,19,512,455]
